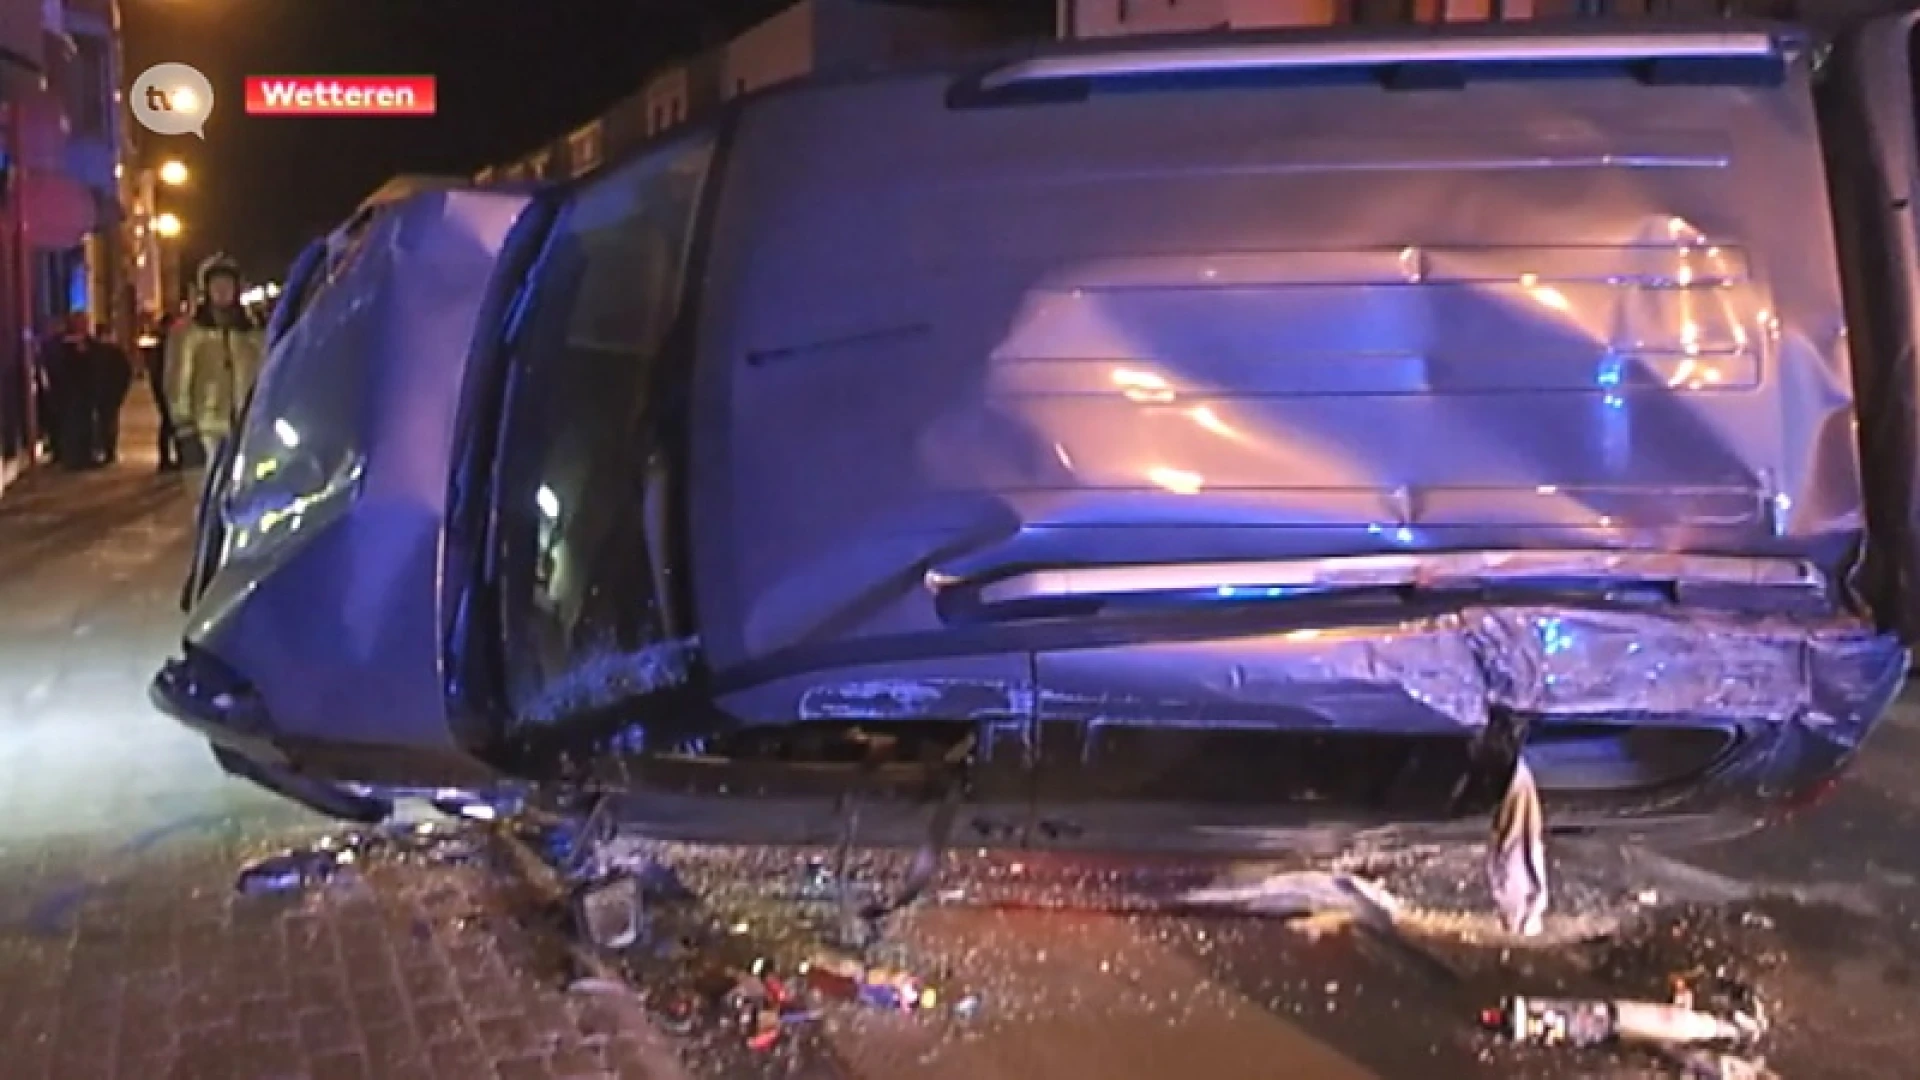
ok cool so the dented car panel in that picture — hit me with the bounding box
[155,188,535,796]
[154,24,1916,853]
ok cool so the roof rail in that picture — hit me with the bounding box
[975,31,1783,94]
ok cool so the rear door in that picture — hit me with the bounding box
[1818,13,1920,643]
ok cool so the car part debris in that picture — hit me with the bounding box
[232,821,481,896]
[829,732,973,951]
[430,788,512,822]
[1668,1051,1781,1080]
[566,976,633,996]
[1180,868,1403,925]
[574,872,644,951]
[1488,757,1548,937]
[234,848,348,895]
[1484,993,1756,1048]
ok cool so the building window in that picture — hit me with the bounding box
[570,125,603,176]
[70,34,109,138]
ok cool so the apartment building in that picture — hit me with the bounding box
[481,0,1021,183]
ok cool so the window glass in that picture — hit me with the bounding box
[71,34,108,137]
[494,130,716,724]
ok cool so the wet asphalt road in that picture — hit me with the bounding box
[3,395,1918,1079]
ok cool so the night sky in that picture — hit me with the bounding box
[118,0,804,279]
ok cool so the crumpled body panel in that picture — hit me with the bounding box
[185,188,532,754]
[1032,607,1903,746]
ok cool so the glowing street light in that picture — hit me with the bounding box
[153,212,183,238]
[158,160,189,186]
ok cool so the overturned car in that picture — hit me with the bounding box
[156,20,1920,867]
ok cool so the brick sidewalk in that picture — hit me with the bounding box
[0,395,678,1080]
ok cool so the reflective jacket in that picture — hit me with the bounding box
[165,306,266,439]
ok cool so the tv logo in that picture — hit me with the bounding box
[130,63,214,138]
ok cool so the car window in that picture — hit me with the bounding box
[539,132,714,361]
[493,130,716,721]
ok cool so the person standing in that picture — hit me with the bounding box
[86,326,132,465]
[140,317,180,471]
[39,314,98,469]
[165,255,265,469]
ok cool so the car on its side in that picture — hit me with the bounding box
[156,19,1920,859]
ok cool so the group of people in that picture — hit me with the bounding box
[35,314,133,469]
[33,254,266,474]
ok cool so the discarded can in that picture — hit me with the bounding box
[1486,995,1753,1049]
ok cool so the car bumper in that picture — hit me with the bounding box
[150,646,501,822]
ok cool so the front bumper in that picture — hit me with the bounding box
[150,646,499,822]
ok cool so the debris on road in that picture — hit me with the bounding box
[234,847,346,895]
[1488,756,1549,937]
[1484,993,1755,1048]
[232,818,483,896]
[486,803,982,1061]
[575,871,644,950]
[1667,1050,1782,1080]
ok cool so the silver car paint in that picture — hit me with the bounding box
[693,34,1904,754]
[187,189,532,752]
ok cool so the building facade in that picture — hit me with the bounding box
[480,0,1017,184]
[0,0,126,498]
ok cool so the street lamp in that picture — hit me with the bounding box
[159,160,189,186]
[154,212,182,238]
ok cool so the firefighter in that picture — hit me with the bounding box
[164,254,265,469]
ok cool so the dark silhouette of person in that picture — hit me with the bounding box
[39,314,96,469]
[87,326,132,464]
[141,316,179,471]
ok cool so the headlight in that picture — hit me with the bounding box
[219,394,364,566]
